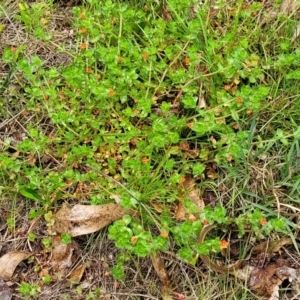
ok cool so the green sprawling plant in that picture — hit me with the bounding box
[1,0,300,284]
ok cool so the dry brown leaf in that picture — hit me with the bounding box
[52,203,129,236]
[151,252,170,289]
[51,235,74,275]
[178,141,190,151]
[179,175,204,210]
[249,260,293,299]
[175,202,186,221]
[276,266,300,298]
[178,142,200,159]
[26,154,37,167]
[176,176,204,220]
[251,237,292,255]
[0,252,31,279]
[197,94,207,109]
[68,264,86,284]
[0,280,12,300]
[150,202,164,213]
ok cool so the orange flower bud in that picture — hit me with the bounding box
[184,57,190,65]
[142,52,149,59]
[131,236,138,244]
[260,218,267,226]
[108,89,115,96]
[141,157,149,164]
[220,239,229,249]
[80,42,87,49]
[160,231,168,238]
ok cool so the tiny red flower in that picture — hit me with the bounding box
[86,68,93,74]
[184,57,190,65]
[79,13,85,19]
[80,28,87,34]
[108,89,115,96]
[202,219,209,225]
[131,236,138,244]
[142,52,149,59]
[86,67,93,74]
[80,42,87,49]
[220,239,229,249]
[236,97,243,103]
[224,85,231,91]
[160,231,168,238]
[260,218,267,226]
[141,157,149,164]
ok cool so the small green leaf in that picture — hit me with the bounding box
[111,265,125,280]
[61,233,72,245]
[293,127,300,139]
[122,214,132,225]
[177,247,195,263]
[192,163,205,176]
[29,209,44,219]
[28,232,36,242]
[20,188,43,202]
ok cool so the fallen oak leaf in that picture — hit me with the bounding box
[0,252,32,279]
[52,203,130,237]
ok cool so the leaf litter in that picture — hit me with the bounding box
[0,280,11,300]
[1,0,300,299]
[51,203,130,237]
[0,252,32,280]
